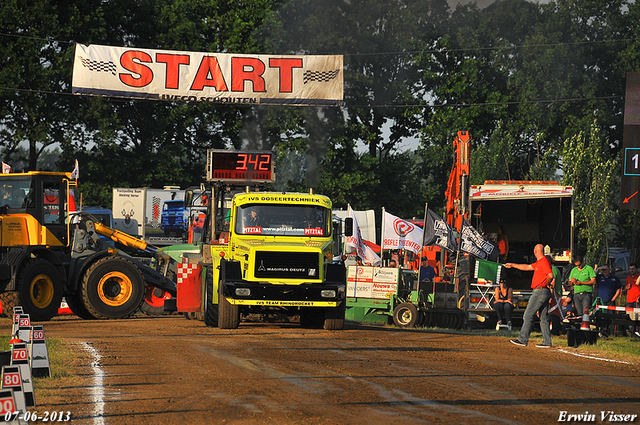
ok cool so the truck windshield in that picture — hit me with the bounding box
[235,204,329,237]
[164,201,184,211]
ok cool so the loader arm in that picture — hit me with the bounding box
[91,217,173,275]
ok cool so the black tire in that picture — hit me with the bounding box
[81,257,145,319]
[65,291,96,320]
[218,282,239,329]
[393,303,419,328]
[300,308,324,328]
[14,259,63,321]
[204,268,218,327]
[323,300,346,330]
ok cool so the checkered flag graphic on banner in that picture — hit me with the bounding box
[79,56,117,76]
[303,69,340,84]
[151,196,161,228]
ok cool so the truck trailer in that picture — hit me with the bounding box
[467,181,574,322]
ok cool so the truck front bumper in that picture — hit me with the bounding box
[221,282,346,307]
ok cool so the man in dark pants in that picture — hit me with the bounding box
[505,244,554,348]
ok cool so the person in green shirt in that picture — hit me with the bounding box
[568,255,596,316]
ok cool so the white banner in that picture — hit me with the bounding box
[382,211,423,254]
[345,206,381,266]
[72,44,343,106]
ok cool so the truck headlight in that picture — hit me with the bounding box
[235,288,251,296]
[321,289,336,298]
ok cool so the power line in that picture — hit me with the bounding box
[0,86,623,108]
[0,31,633,57]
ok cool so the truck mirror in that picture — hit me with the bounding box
[184,190,193,207]
[344,217,353,237]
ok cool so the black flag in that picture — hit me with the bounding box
[423,209,457,253]
[459,219,499,261]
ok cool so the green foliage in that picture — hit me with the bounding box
[0,0,639,247]
[562,120,619,265]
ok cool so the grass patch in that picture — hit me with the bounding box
[0,334,90,401]
[408,324,640,362]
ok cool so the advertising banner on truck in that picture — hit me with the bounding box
[72,44,343,106]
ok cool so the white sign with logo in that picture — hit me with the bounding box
[347,266,399,299]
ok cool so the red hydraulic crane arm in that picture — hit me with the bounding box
[445,131,471,231]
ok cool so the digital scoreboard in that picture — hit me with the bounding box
[206,150,275,183]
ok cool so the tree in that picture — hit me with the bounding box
[562,120,619,264]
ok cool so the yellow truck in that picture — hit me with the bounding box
[175,150,347,330]
[203,191,347,329]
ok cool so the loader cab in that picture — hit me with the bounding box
[0,172,75,247]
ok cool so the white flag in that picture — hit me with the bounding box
[345,205,381,265]
[1,163,11,174]
[382,211,423,254]
[70,160,79,179]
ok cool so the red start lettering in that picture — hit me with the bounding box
[156,53,190,89]
[118,50,303,93]
[120,50,154,87]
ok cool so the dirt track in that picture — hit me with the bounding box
[6,315,640,425]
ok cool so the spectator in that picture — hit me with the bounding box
[561,291,575,318]
[388,259,398,268]
[505,244,554,348]
[568,255,596,317]
[497,226,509,263]
[492,278,513,330]
[625,263,640,337]
[355,256,364,266]
[546,255,563,335]
[596,265,622,306]
[418,257,436,283]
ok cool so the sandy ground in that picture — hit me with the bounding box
[7,315,640,425]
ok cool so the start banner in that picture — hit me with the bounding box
[72,44,343,106]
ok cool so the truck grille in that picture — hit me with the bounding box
[254,251,320,279]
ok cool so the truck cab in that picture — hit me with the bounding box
[161,200,187,236]
[207,191,346,330]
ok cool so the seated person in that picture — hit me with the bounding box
[492,278,513,329]
[243,207,261,227]
[299,207,323,228]
[562,288,576,318]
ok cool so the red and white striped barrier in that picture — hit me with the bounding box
[595,305,640,313]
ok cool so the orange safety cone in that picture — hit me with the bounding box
[580,306,590,331]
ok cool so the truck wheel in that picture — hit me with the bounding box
[218,283,239,329]
[300,308,324,328]
[204,268,218,327]
[15,259,63,321]
[139,285,171,315]
[65,291,96,320]
[81,257,145,319]
[393,302,419,328]
[323,301,346,330]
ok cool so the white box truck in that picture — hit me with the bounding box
[112,187,185,244]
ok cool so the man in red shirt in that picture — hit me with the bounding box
[505,244,554,348]
[625,263,640,336]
